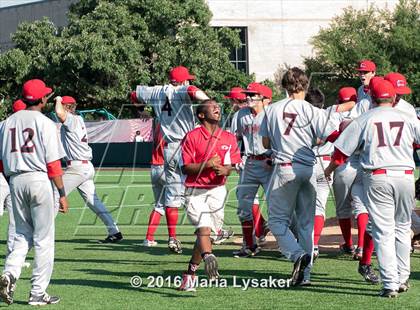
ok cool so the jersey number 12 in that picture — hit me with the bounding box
[10,128,35,153]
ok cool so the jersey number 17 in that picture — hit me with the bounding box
[374,122,404,147]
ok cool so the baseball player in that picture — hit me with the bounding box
[384,72,420,251]
[0,79,68,305]
[354,72,417,284]
[1,100,31,262]
[332,61,377,260]
[131,66,209,253]
[349,59,376,117]
[260,68,337,286]
[227,87,268,245]
[304,88,333,260]
[325,79,418,298]
[233,82,273,257]
[142,122,167,246]
[54,96,122,243]
[178,99,241,291]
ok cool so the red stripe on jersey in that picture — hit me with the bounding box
[0,160,3,173]
[187,85,200,99]
[325,130,340,143]
[151,124,165,165]
[332,148,348,165]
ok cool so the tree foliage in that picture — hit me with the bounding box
[305,0,419,106]
[0,0,252,117]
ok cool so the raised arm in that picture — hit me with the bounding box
[54,96,67,123]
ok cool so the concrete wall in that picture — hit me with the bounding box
[207,0,399,81]
[0,0,78,52]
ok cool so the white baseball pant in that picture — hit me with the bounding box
[363,170,413,291]
[267,163,316,280]
[55,161,119,235]
[4,172,55,296]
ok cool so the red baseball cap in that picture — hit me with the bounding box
[224,87,246,100]
[371,79,396,99]
[369,76,384,89]
[356,60,376,72]
[22,79,52,101]
[12,99,26,113]
[243,82,272,100]
[62,96,77,105]
[338,87,357,103]
[169,66,195,83]
[384,72,411,95]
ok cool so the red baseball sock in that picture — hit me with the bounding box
[241,220,254,248]
[145,210,162,241]
[165,207,178,238]
[252,204,265,238]
[338,218,353,246]
[356,213,369,248]
[314,215,325,246]
[360,231,374,265]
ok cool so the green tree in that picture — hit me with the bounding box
[305,0,419,106]
[0,0,251,117]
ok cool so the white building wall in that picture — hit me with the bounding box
[207,0,399,81]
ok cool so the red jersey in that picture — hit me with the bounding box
[181,125,242,188]
[151,124,165,165]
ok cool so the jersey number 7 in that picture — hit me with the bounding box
[283,112,298,135]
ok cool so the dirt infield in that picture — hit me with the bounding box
[233,211,420,252]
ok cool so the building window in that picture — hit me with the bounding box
[229,27,248,74]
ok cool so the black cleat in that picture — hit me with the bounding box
[398,281,410,293]
[100,232,123,243]
[291,254,311,286]
[233,245,260,258]
[353,247,363,260]
[340,243,355,255]
[0,272,15,305]
[358,264,380,284]
[28,293,60,306]
[379,289,398,298]
[168,237,183,254]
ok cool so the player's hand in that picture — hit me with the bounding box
[324,167,333,181]
[213,165,230,176]
[59,197,69,213]
[54,96,63,104]
[205,154,221,169]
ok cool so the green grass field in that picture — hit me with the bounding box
[0,169,419,309]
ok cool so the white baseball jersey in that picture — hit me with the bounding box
[236,108,270,156]
[0,110,65,176]
[335,106,420,170]
[349,85,373,119]
[259,98,336,165]
[61,113,93,161]
[325,105,351,128]
[230,110,240,134]
[395,98,416,120]
[136,85,194,143]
